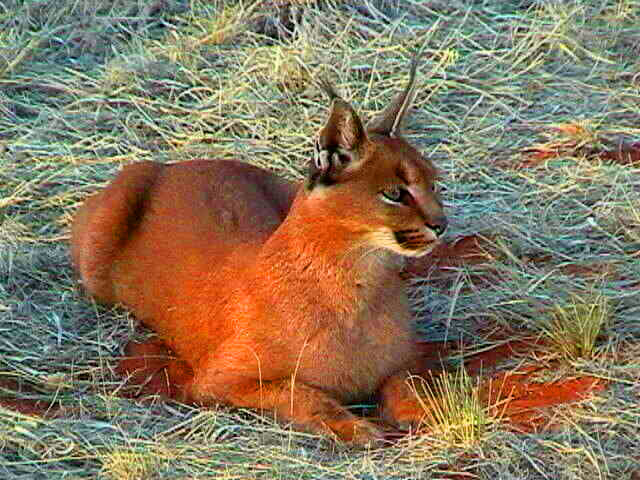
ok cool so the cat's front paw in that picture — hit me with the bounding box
[327,417,385,447]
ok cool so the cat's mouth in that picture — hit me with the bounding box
[393,230,439,257]
[399,241,438,257]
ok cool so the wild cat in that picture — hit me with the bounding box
[71,52,447,445]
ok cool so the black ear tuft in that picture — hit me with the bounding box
[366,47,425,137]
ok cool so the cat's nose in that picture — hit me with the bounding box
[426,216,447,237]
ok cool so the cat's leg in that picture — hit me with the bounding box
[182,350,383,446]
[378,369,430,430]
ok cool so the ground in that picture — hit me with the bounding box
[1,1,639,479]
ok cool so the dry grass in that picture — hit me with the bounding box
[1,0,640,478]
[542,292,612,361]
[411,366,490,448]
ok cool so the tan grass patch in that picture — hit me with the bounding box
[541,293,612,361]
[248,45,314,94]
[100,445,165,480]
[190,2,263,47]
[410,366,490,448]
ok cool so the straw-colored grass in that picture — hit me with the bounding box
[1,0,639,478]
[410,366,490,448]
[542,293,612,361]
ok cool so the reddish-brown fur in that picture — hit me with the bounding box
[71,54,447,445]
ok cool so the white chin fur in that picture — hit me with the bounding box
[393,241,439,258]
[405,245,436,257]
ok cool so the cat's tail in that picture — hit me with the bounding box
[70,161,164,304]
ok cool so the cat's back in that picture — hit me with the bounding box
[145,160,298,245]
[71,159,297,309]
[110,159,299,313]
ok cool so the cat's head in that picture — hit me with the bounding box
[306,51,447,257]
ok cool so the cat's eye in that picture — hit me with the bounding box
[381,186,405,204]
[432,181,446,193]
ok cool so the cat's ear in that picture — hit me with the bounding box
[366,48,424,138]
[308,79,367,189]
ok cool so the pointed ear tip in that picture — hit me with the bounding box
[410,43,429,72]
[317,77,340,101]
[410,51,423,73]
